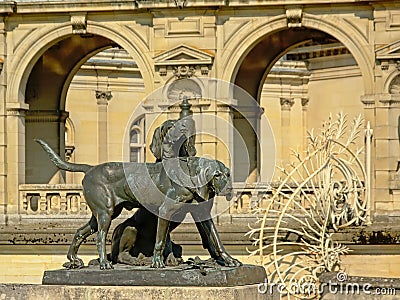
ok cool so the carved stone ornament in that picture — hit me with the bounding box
[173,65,196,79]
[286,7,302,28]
[71,14,87,35]
[65,145,75,162]
[301,98,309,107]
[153,44,213,78]
[173,0,187,8]
[389,75,400,94]
[96,90,113,104]
[280,97,295,110]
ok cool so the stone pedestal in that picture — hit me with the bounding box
[0,283,276,300]
[27,264,275,300]
[42,264,266,287]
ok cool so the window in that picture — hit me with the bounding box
[129,116,145,162]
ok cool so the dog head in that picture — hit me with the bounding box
[196,158,233,201]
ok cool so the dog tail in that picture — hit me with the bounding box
[35,139,92,173]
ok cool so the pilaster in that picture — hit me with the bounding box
[96,90,112,163]
[280,97,295,167]
[6,103,28,220]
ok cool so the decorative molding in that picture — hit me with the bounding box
[378,93,400,106]
[376,40,400,60]
[381,61,389,71]
[154,44,213,77]
[6,108,26,117]
[154,44,213,66]
[25,110,69,123]
[233,105,264,119]
[286,7,302,28]
[360,96,376,107]
[173,0,188,8]
[6,103,29,117]
[173,65,196,79]
[165,18,202,37]
[70,13,87,35]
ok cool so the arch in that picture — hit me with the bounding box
[128,115,146,163]
[65,117,75,146]
[219,13,374,99]
[7,21,154,106]
[385,70,400,94]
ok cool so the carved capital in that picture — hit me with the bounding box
[173,65,196,79]
[280,98,295,111]
[65,145,75,162]
[71,13,87,35]
[96,90,112,105]
[286,7,302,28]
[301,98,309,107]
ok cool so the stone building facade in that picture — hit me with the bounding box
[0,0,400,281]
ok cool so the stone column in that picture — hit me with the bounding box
[280,97,295,166]
[6,104,29,221]
[96,90,112,163]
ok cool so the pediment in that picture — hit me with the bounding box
[376,40,400,60]
[154,44,214,66]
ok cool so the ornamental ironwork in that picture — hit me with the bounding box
[248,113,372,299]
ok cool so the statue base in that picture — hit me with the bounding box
[0,283,277,300]
[42,264,266,287]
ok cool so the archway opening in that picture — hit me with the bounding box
[25,34,144,184]
[232,27,364,182]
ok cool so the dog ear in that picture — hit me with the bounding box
[195,160,218,200]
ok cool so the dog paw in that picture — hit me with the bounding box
[63,258,84,269]
[151,255,165,268]
[99,260,114,270]
[222,255,242,267]
[165,253,183,266]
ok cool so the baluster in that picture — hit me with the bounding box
[49,194,61,214]
[39,192,47,214]
[250,190,259,210]
[60,192,67,214]
[21,192,28,214]
[79,192,88,214]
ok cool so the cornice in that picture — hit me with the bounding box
[1,0,377,15]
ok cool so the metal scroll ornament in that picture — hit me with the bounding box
[247,113,371,299]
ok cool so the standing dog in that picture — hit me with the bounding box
[36,139,241,269]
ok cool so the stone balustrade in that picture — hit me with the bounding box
[18,183,316,217]
[230,182,315,214]
[19,184,89,216]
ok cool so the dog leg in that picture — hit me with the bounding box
[96,210,113,270]
[64,215,98,269]
[151,216,169,268]
[152,195,184,268]
[198,219,242,267]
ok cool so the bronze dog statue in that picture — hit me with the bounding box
[36,139,241,269]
